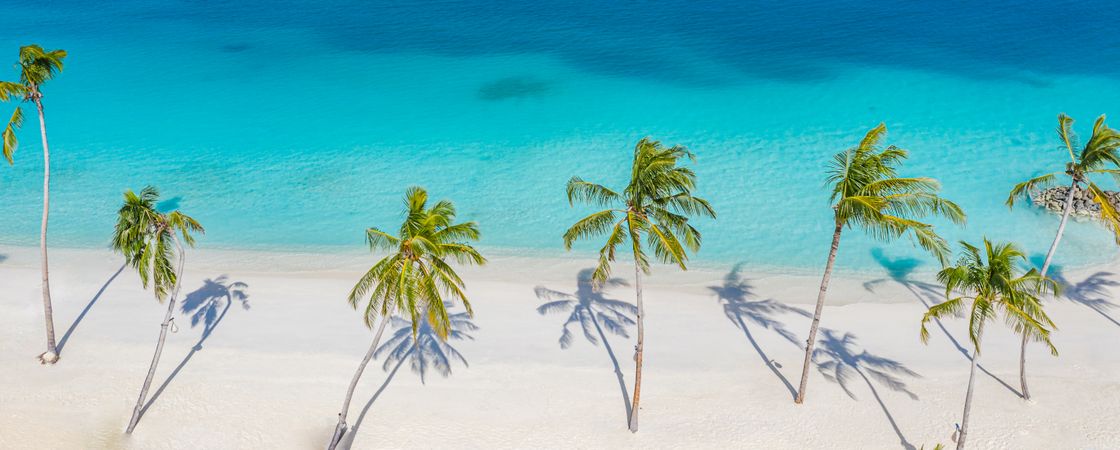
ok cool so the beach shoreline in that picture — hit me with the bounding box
[1,246,1118,448]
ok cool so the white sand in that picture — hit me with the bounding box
[1,246,1117,449]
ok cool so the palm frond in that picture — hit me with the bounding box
[1007,172,1061,207]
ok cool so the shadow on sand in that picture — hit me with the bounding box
[864,248,1024,398]
[340,307,475,449]
[57,263,127,354]
[535,268,635,423]
[139,276,250,418]
[814,329,920,450]
[709,263,808,400]
[1029,256,1120,329]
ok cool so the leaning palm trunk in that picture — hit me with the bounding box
[957,335,983,450]
[796,219,843,404]
[34,96,58,364]
[328,315,391,450]
[1019,178,1077,400]
[126,233,185,434]
[628,263,644,432]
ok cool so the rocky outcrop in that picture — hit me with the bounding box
[1031,185,1120,218]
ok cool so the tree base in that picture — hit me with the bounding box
[38,351,59,365]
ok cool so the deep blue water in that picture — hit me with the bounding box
[1,1,1119,273]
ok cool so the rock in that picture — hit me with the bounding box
[1031,185,1120,219]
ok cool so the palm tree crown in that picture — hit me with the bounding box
[0,44,66,164]
[828,124,966,263]
[1008,114,1120,240]
[563,138,716,283]
[111,186,204,301]
[348,187,486,339]
[921,239,1059,354]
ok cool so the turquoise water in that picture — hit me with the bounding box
[1,1,1119,273]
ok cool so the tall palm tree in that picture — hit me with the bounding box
[563,137,715,432]
[0,44,67,364]
[112,186,204,433]
[920,239,1058,450]
[1007,113,1120,399]
[795,124,966,404]
[327,187,485,450]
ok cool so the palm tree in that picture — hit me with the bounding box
[1007,113,1120,399]
[563,137,715,432]
[327,187,485,450]
[920,239,1058,450]
[112,186,204,433]
[795,124,966,404]
[0,44,67,364]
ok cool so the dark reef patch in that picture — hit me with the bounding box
[477,76,551,101]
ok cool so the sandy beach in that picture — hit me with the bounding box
[1,246,1117,449]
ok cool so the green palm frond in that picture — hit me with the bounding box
[563,210,618,249]
[1014,114,1120,245]
[1007,172,1060,207]
[1057,113,1077,163]
[829,125,963,264]
[111,185,204,302]
[566,177,621,207]
[565,137,714,283]
[2,106,21,164]
[18,45,66,87]
[920,297,964,343]
[350,187,485,338]
[1087,182,1120,244]
[924,239,1058,356]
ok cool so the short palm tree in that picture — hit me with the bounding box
[327,187,485,450]
[795,124,965,404]
[1007,113,1120,399]
[0,44,67,364]
[112,186,203,433]
[920,239,1058,450]
[563,137,715,432]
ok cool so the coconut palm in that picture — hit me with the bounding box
[920,239,1058,450]
[112,186,203,433]
[0,44,67,364]
[795,124,966,404]
[563,137,715,432]
[1007,113,1120,399]
[327,187,485,450]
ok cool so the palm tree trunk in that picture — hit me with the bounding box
[126,233,186,434]
[34,97,57,365]
[957,335,983,450]
[1019,178,1077,400]
[328,315,391,450]
[795,219,843,404]
[628,263,644,432]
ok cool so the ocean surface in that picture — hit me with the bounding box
[2,0,1119,274]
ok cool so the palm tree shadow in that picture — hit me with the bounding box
[57,263,127,354]
[1063,271,1120,327]
[535,268,635,423]
[709,263,808,400]
[814,329,919,450]
[1029,256,1120,329]
[864,248,1024,398]
[138,276,249,418]
[343,307,475,449]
